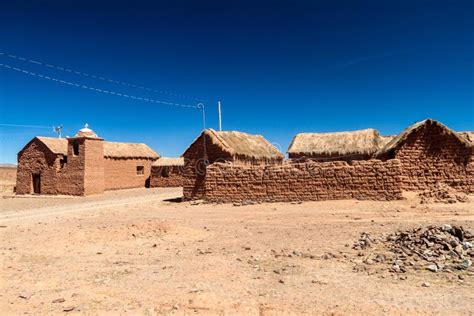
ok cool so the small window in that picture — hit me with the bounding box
[161,167,169,178]
[72,142,79,156]
[136,166,144,175]
[60,156,68,168]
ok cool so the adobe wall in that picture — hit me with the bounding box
[182,133,284,200]
[16,140,85,195]
[81,138,105,195]
[288,152,371,162]
[150,166,184,187]
[387,126,473,193]
[205,159,403,203]
[182,133,233,200]
[104,158,154,190]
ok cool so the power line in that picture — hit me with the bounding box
[0,123,52,129]
[0,63,200,109]
[0,51,207,103]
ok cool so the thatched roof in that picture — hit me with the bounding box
[26,137,159,159]
[103,142,159,159]
[380,136,395,147]
[375,119,472,157]
[152,157,184,167]
[287,128,383,156]
[36,137,68,155]
[183,129,284,160]
[458,131,474,144]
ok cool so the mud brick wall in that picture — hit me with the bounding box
[150,166,184,187]
[182,133,233,200]
[182,133,283,200]
[16,139,86,195]
[82,139,105,195]
[104,158,154,190]
[205,159,403,203]
[388,125,473,193]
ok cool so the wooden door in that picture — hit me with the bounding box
[32,173,41,194]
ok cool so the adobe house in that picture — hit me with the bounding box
[375,119,473,192]
[182,129,284,200]
[287,128,387,162]
[150,157,184,188]
[16,124,159,196]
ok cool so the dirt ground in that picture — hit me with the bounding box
[1,188,473,315]
[0,166,16,193]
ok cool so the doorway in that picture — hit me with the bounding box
[32,173,41,194]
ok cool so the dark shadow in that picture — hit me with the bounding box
[163,197,183,203]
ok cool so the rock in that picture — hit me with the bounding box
[52,298,65,303]
[278,279,284,284]
[421,282,430,287]
[461,259,472,269]
[426,264,438,272]
[18,293,33,300]
[63,306,75,312]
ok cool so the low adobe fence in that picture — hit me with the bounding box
[203,159,403,203]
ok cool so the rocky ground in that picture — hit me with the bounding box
[1,188,473,314]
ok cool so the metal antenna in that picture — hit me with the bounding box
[53,125,64,138]
[217,101,222,131]
[198,103,206,131]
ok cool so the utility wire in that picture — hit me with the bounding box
[0,51,207,102]
[0,63,200,109]
[0,123,52,129]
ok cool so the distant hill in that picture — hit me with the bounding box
[0,163,17,169]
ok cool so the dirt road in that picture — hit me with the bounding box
[1,188,473,314]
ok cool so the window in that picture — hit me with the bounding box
[60,156,68,168]
[72,142,79,156]
[136,166,144,175]
[161,167,169,178]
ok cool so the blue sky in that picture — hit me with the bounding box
[1,0,473,163]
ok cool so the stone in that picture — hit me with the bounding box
[52,298,65,303]
[426,264,438,272]
[63,306,75,312]
[421,282,430,287]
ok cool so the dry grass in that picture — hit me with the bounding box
[288,128,383,156]
[183,129,284,161]
[23,137,159,159]
[152,157,184,167]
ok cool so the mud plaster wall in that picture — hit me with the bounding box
[150,166,184,187]
[104,158,154,190]
[383,125,473,193]
[16,139,85,195]
[205,159,403,203]
[288,152,371,162]
[182,133,282,200]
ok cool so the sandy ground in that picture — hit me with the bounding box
[0,167,16,192]
[1,188,473,315]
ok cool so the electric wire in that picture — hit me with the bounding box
[0,51,206,102]
[0,63,200,109]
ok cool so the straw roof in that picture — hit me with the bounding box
[288,128,383,156]
[458,131,474,144]
[103,142,159,159]
[183,129,284,160]
[152,157,184,167]
[375,119,472,157]
[36,137,68,155]
[23,137,159,159]
[380,136,395,147]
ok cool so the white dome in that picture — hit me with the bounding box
[75,123,99,138]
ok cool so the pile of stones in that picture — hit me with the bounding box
[352,225,473,274]
[418,183,469,204]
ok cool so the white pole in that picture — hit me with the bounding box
[218,101,222,131]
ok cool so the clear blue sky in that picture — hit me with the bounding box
[1,0,473,163]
